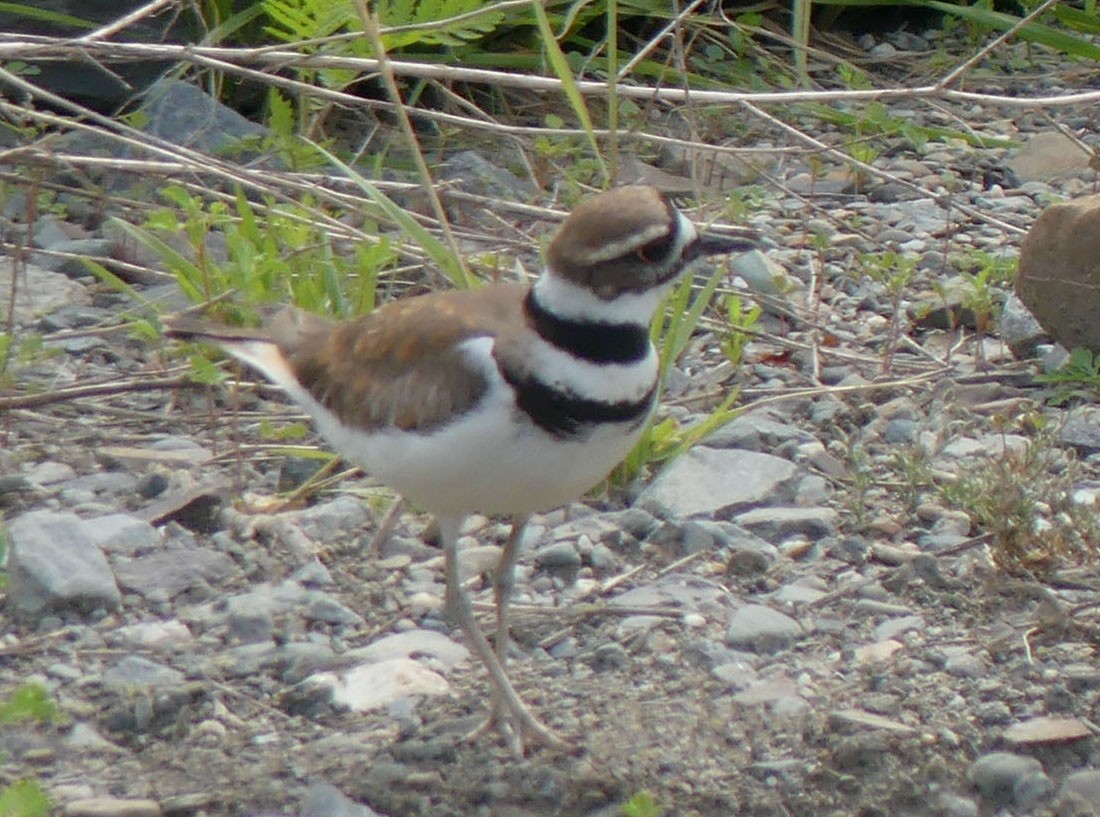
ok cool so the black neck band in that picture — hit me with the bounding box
[524,289,650,365]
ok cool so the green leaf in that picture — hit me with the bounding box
[267,89,295,139]
[920,0,1100,60]
[622,790,663,817]
[0,683,62,725]
[0,779,51,817]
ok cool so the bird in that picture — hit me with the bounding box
[162,185,756,755]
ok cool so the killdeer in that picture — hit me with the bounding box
[163,185,755,754]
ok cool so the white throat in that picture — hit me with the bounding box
[531,273,669,326]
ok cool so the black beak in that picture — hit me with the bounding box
[686,231,760,261]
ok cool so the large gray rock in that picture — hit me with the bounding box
[1008,132,1091,183]
[639,447,799,519]
[139,79,269,157]
[6,510,121,622]
[1017,194,1100,353]
[0,262,89,330]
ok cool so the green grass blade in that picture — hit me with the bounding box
[306,141,473,289]
[81,259,150,309]
[921,0,1100,60]
[109,218,210,303]
[811,0,1100,60]
[1055,6,1100,34]
[0,2,95,28]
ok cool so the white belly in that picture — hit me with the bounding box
[315,369,650,517]
[287,336,654,517]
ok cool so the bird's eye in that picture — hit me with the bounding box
[636,234,673,263]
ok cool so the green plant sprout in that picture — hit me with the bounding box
[721,294,762,367]
[0,683,65,726]
[938,431,1100,574]
[1036,348,1100,406]
[858,250,916,375]
[611,264,750,486]
[622,790,663,817]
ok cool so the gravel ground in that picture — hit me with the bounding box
[3,26,1100,817]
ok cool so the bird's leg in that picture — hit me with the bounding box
[493,514,529,667]
[366,495,406,556]
[437,515,567,757]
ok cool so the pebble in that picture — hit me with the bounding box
[736,506,838,540]
[726,604,803,653]
[944,653,985,678]
[301,781,385,817]
[1057,770,1100,812]
[84,513,161,555]
[967,752,1054,811]
[102,655,185,689]
[349,629,469,669]
[63,799,162,817]
[534,540,583,569]
[1002,716,1092,746]
[308,658,451,712]
[111,619,193,651]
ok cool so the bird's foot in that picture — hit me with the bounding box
[463,690,570,758]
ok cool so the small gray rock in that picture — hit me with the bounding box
[648,520,716,557]
[968,752,1053,810]
[302,780,383,817]
[534,540,583,569]
[883,418,919,444]
[944,653,986,679]
[36,238,117,279]
[306,595,364,627]
[286,495,372,545]
[736,506,837,540]
[1057,770,1100,815]
[705,411,813,451]
[1060,406,1100,455]
[85,513,160,556]
[999,292,1049,359]
[726,604,802,653]
[141,78,270,156]
[293,559,335,587]
[103,655,185,689]
[934,793,979,817]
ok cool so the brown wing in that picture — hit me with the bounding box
[274,284,528,433]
